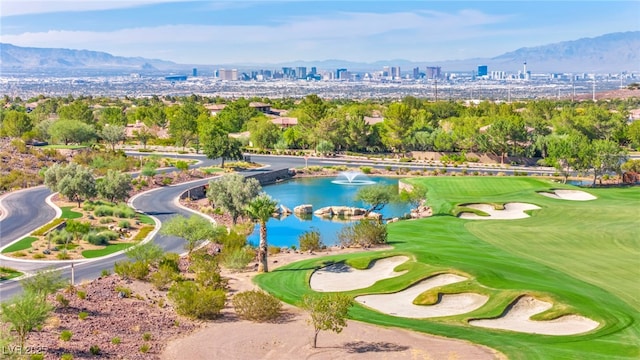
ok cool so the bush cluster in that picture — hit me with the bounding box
[338,219,387,248]
[298,229,324,252]
[168,281,225,319]
[232,290,282,322]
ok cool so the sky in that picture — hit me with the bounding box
[1,1,639,65]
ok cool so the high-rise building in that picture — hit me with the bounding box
[478,65,488,77]
[218,69,238,81]
[310,67,317,75]
[296,67,307,79]
[336,68,348,80]
[192,68,197,77]
[426,66,441,79]
[391,66,401,80]
[412,67,420,79]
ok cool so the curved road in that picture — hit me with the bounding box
[0,153,555,299]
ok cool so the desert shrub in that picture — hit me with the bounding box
[61,354,73,360]
[139,344,150,353]
[190,253,227,289]
[33,253,45,259]
[168,281,225,319]
[359,166,372,174]
[338,219,387,248]
[161,177,173,185]
[94,205,114,217]
[113,205,135,218]
[298,229,324,252]
[56,294,69,307]
[111,337,121,345]
[150,264,180,290]
[232,290,282,322]
[159,253,181,272]
[84,232,110,246]
[56,252,70,260]
[101,269,110,276]
[220,246,254,271]
[30,354,44,360]
[77,290,86,300]
[99,217,113,224]
[175,160,189,172]
[114,260,149,280]
[132,226,154,242]
[142,332,152,341]
[118,220,130,228]
[114,286,131,298]
[89,345,101,355]
[60,330,72,341]
[219,230,247,249]
[268,245,281,255]
[78,311,89,320]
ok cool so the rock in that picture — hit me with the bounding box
[294,204,313,214]
[280,204,292,214]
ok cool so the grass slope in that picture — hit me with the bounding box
[256,176,640,360]
[1,236,38,253]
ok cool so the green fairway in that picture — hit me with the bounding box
[82,243,134,258]
[1,236,38,253]
[60,206,83,219]
[256,176,640,360]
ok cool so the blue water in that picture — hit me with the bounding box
[247,176,412,248]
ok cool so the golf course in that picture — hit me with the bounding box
[256,176,640,360]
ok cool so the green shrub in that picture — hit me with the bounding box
[56,252,70,260]
[111,337,121,345]
[338,219,387,248]
[77,290,86,300]
[94,205,114,217]
[359,166,372,174]
[84,232,109,246]
[114,260,149,280]
[99,217,113,224]
[101,269,111,276]
[232,290,282,322]
[31,218,66,236]
[115,286,132,298]
[150,264,180,290]
[56,294,69,307]
[132,226,154,242]
[89,345,101,355]
[33,253,46,259]
[78,311,89,320]
[113,205,135,218]
[299,229,324,252]
[220,246,254,271]
[168,281,226,319]
[139,344,151,353]
[118,220,131,228]
[60,330,72,341]
[61,354,73,360]
[29,354,44,360]
[268,245,281,255]
[142,332,152,341]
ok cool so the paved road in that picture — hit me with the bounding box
[0,153,556,299]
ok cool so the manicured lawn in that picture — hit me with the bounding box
[40,144,87,150]
[256,176,640,360]
[82,243,135,258]
[0,266,22,281]
[1,236,38,253]
[136,213,155,225]
[60,206,83,219]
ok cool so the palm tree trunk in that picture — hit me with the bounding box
[257,221,268,273]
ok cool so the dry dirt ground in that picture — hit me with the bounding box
[162,249,504,360]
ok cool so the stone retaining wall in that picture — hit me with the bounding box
[180,168,294,200]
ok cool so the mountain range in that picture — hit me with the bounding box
[1,31,638,75]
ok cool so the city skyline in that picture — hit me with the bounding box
[1,1,639,66]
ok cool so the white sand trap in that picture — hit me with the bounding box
[310,256,409,292]
[459,203,541,220]
[355,274,489,318]
[470,296,599,336]
[538,189,596,201]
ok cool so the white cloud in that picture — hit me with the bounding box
[0,0,189,17]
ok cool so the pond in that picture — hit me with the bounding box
[247,175,413,248]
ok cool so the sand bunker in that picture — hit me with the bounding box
[310,256,409,292]
[469,296,599,336]
[538,190,596,201]
[355,274,489,318]
[459,203,541,220]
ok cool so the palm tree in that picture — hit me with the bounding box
[245,194,277,273]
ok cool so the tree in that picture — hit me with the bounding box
[382,103,414,153]
[590,139,627,185]
[302,293,353,348]
[133,126,155,149]
[206,174,262,224]
[44,163,96,206]
[0,292,53,352]
[247,118,280,149]
[48,120,96,145]
[125,242,164,265]
[99,124,126,151]
[167,102,200,149]
[245,194,277,273]
[315,139,334,156]
[200,121,243,168]
[97,170,132,203]
[546,133,592,183]
[20,269,67,298]
[399,183,428,211]
[355,184,397,215]
[98,106,127,126]
[58,101,94,123]
[161,215,225,255]
[0,110,32,138]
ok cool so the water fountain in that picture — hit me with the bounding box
[331,170,376,185]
